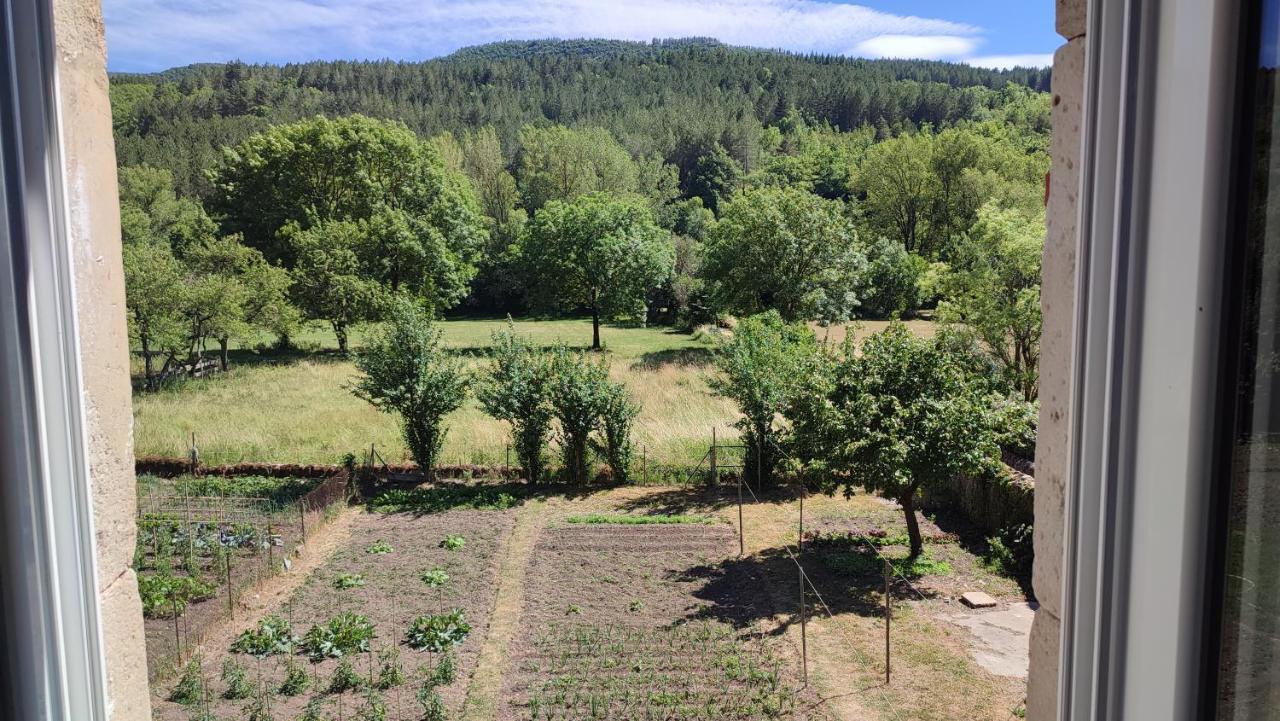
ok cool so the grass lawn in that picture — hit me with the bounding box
[131,317,934,467]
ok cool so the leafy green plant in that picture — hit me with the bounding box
[432,650,457,686]
[279,660,310,696]
[356,687,387,721]
[566,513,710,525]
[301,612,375,660]
[405,610,471,652]
[334,573,366,589]
[478,323,556,484]
[628,599,644,613]
[366,540,394,555]
[244,687,276,721]
[298,695,330,721]
[420,568,449,588]
[369,485,521,514]
[327,656,365,694]
[231,615,296,657]
[439,535,465,551]
[138,572,217,618]
[169,655,206,705]
[221,658,252,700]
[596,379,639,482]
[375,646,406,689]
[416,683,447,721]
[549,348,611,483]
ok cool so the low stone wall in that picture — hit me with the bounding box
[923,456,1035,539]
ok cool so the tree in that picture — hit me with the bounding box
[122,241,186,390]
[859,236,926,319]
[710,312,821,489]
[788,323,1000,557]
[596,379,639,483]
[702,186,866,323]
[686,143,741,214]
[858,132,934,255]
[184,234,295,369]
[351,300,470,477]
[520,193,674,350]
[478,323,556,484]
[117,165,217,254]
[515,125,638,212]
[209,114,487,294]
[288,221,383,354]
[549,348,611,484]
[938,203,1044,400]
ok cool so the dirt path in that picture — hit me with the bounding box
[180,505,360,670]
[460,500,545,721]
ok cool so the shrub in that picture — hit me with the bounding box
[990,396,1038,459]
[985,523,1034,579]
[405,610,471,652]
[351,298,470,478]
[859,237,925,319]
[301,612,376,660]
[231,615,296,657]
[549,348,611,484]
[478,323,556,484]
[596,379,639,483]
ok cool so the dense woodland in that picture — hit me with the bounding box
[114,39,1049,410]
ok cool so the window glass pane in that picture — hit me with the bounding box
[1218,1,1280,716]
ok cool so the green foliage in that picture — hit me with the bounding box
[288,220,383,353]
[703,186,865,323]
[439,535,466,551]
[405,609,472,652]
[565,514,711,525]
[432,650,457,686]
[243,688,276,721]
[788,322,1001,557]
[279,661,311,696]
[477,323,555,483]
[356,688,388,721]
[549,349,611,483]
[327,656,366,694]
[231,615,297,657]
[333,573,366,590]
[299,695,331,721]
[710,312,822,488]
[369,485,521,514]
[859,237,927,319]
[984,523,1034,579]
[138,572,216,618]
[596,379,640,483]
[220,658,252,700]
[990,396,1038,458]
[420,568,450,588]
[170,656,206,706]
[416,683,448,721]
[516,125,639,211]
[937,202,1044,400]
[375,646,406,689]
[520,193,674,349]
[351,299,470,475]
[366,540,394,555]
[301,612,376,660]
[686,143,741,213]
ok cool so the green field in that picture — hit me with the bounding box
[132,317,936,467]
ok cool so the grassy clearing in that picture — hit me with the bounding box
[132,318,743,466]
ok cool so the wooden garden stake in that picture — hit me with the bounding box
[798,483,805,554]
[298,499,306,538]
[798,567,807,685]
[225,552,234,620]
[172,597,181,662]
[710,427,718,485]
[736,470,745,557]
[884,558,892,685]
[267,521,274,571]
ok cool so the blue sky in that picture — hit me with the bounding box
[103,0,1058,73]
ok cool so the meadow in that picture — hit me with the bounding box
[131,318,935,468]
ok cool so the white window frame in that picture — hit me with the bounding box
[1060,0,1247,718]
[0,0,110,719]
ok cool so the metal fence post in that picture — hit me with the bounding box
[798,482,805,553]
[884,558,892,685]
[710,427,718,486]
[799,567,808,685]
[225,552,234,620]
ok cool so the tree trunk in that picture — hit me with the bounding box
[591,304,601,351]
[141,335,155,391]
[334,323,348,354]
[218,337,230,371]
[901,489,923,559]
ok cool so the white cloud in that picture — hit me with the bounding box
[852,34,977,61]
[103,0,986,71]
[963,53,1054,69]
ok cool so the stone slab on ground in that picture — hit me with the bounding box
[947,601,1037,678]
[961,590,999,608]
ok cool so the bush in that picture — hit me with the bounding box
[352,299,469,478]
[859,237,925,319]
[327,656,365,693]
[405,610,471,652]
[478,323,555,484]
[985,523,1034,579]
[279,661,311,696]
[990,396,1038,458]
[549,348,610,484]
[596,380,639,483]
